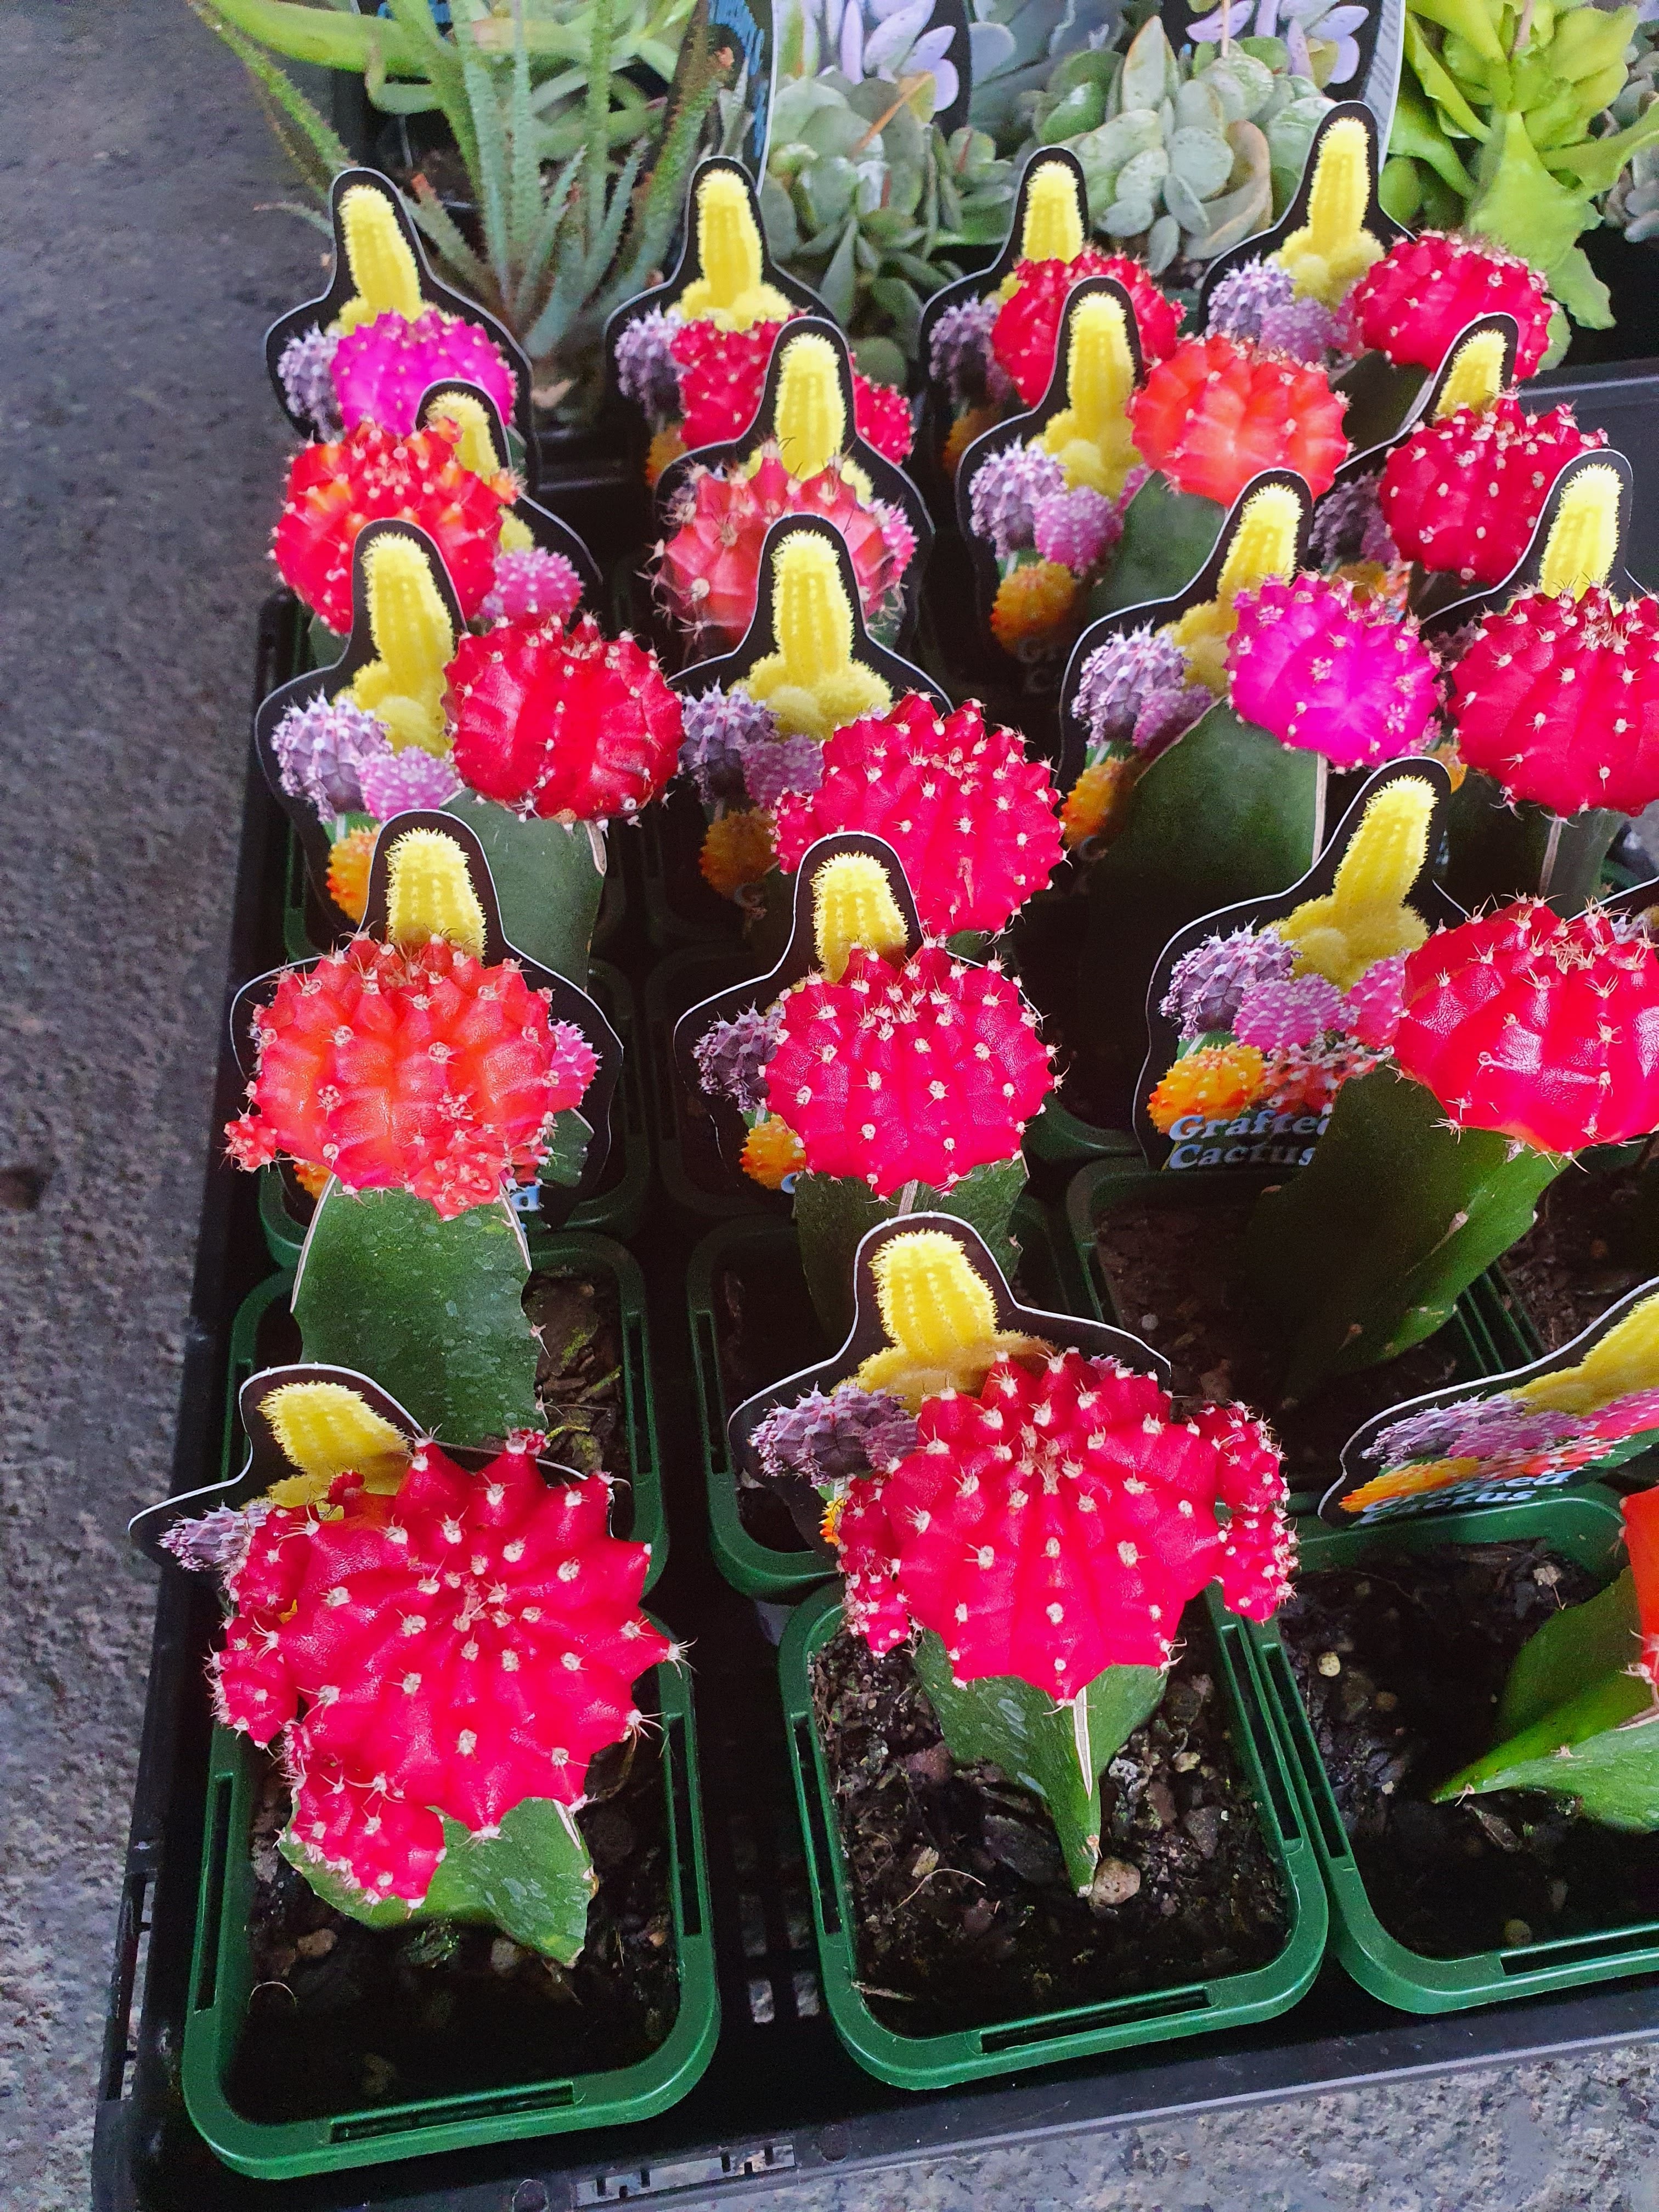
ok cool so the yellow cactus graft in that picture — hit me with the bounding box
[385,827,488,957]
[1167,482,1303,692]
[259,1380,411,1508]
[1039,291,1141,498]
[427,389,505,482]
[811,851,910,980]
[1282,776,1436,989]
[855,1231,1047,1408]
[678,168,792,332]
[1273,117,1384,306]
[1513,1291,1659,1415]
[1433,328,1508,420]
[347,532,457,755]
[1537,462,1621,600]
[774,332,849,482]
[335,184,424,334]
[1019,160,1087,266]
[745,532,894,740]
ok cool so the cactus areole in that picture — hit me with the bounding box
[213,1438,670,1938]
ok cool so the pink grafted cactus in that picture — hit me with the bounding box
[1450,587,1659,816]
[1378,399,1604,588]
[1393,901,1659,1151]
[1227,575,1442,767]
[771,697,1064,938]
[763,945,1052,1194]
[331,308,517,435]
[1344,233,1554,379]
[213,1440,669,1905]
[834,1353,1295,1687]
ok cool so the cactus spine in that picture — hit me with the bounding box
[774,332,848,485]
[1434,327,1507,419]
[385,825,488,956]
[812,851,910,981]
[1018,161,1086,266]
[259,1381,412,1508]
[1538,462,1622,600]
[853,1232,1042,1406]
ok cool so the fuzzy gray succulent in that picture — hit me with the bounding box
[1014,17,1330,276]
[1606,29,1659,244]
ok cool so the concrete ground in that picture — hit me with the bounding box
[0,4,1655,2205]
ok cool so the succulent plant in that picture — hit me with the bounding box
[1345,230,1555,376]
[212,1429,669,1950]
[693,1003,783,1112]
[1074,623,1207,760]
[751,1380,919,1493]
[331,307,517,435]
[1014,18,1331,278]
[270,693,393,820]
[969,441,1067,557]
[277,324,342,438]
[1161,926,1299,1040]
[1379,396,1606,588]
[743,732,827,809]
[678,685,781,804]
[1606,26,1659,242]
[1226,574,1442,768]
[1205,257,1340,362]
[481,545,585,626]
[672,315,915,459]
[992,248,1181,402]
[357,746,462,820]
[1128,332,1348,508]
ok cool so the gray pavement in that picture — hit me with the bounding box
[0,4,1654,2205]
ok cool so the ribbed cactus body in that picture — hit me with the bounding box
[274,420,506,633]
[1227,575,1441,767]
[1128,335,1347,507]
[277,325,342,437]
[336,185,424,328]
[1038,292,1141,499]
[1031,486,1119,573]
[448,614,682,822]
[752,1383,918,1491]
[270,693,391,817]
[331,308,516,435]
[1346,232,1554,377]
[675,318,913,463]
[968,442,1066,560]
[992,252,1180,408]
[678,685,778,804]
[1379,399,1605,586]
[929,296,1011,413]
[772,697,1063,938]
[347,531,459,758]
[483,546,583,627]
[1451,586,1659,816]
[616,306,686,421]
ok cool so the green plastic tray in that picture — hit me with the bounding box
[222,1235,665,1576]
[257,958,650,1266]
[180,1654,718,2177]
[1023,1093,1139,1192]
[779,1582,1328,2089]
[1245,1486,1659,2013]
[689,1195,1111,1602]
[644,943,780,1225]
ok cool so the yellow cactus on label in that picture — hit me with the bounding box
[1434,328,1508,420]
[811,852,910,980]
[347,532,456,755]
[385,827,487,957]
[426,390,505,482]
[1167,482,1303,692]
[854,1231,1046,1408]
[1537,462,1621,601]
[678,168,792,331]
[1513,1291,1659,1415]
[1274,117,1384,306]
[774,332,848,481]
[1282,776,1436,989]
[1019,160,1087,266]
[335,184,425,333]
[1039,292,1140,498]
[259,1380,411,1508]
[1340,1455,1481,1513]
[745,531,894,740]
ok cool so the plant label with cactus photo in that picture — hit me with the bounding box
[1323,1282,1659,1523]
[1135,759,1459,1173]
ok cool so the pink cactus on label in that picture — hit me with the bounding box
[1344,955,1407,1049]
[1233,973,1345,1050]
[1227,575,1441,767]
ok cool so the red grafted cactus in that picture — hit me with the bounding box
[213,1440,669,1904]
[331,308,517,435]
[1379,399,1605,587]
[1226,575,1442,766]
[992,252,1181,405]
[834,1353,1295,1685]
[1449,586,1659,816]
[447,613,683,820]
[771,697,1064,937]
[1393,901,1659,1152]
[1345,233,1554,379]
[1128,334,1347,507]
[273,419,509,631]
[225,939,599,1215]
[764,945,1052,1194]
[1626,1487,1659,1690]
[673,317,915,461]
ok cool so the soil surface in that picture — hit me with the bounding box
[1501,1153,1659,1352]
[230,1728,677,2121]
[714,1242,836,1554]
[1096,1198,1464,1480]
[526,1262,631,1491]
[1279,1543,1659,1959]
[810,1612,1286,2037]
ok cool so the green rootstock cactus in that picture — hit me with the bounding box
[1246,901,1659,1400]
[1435,1489,1659,1827]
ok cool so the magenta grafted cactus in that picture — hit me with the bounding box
[482,546,584,627]
[1227,575,1442,768]
[331,308,517,435]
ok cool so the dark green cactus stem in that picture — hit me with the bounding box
[1087,476,1226,622]
[442,794,605,985]
[1442,771,1621,917]
[294,1186,541,1443]
[792,1156,1029,1342]
[1431,1570,1659,1830]
[284,1792,596,1958]
[913,1633,1166,1891]
[1244,1065,1565,1402]
[1076,702,1323,1120]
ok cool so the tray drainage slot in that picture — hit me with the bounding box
[1500,1922,1659,1973]
[1265,1645,1351,1862]
[694,1312,728,1476]
[331,2080,577,2142]
[577,2141,797,2200]
[980,1984,1210,2052]
[194,1778,233,2012]
[791,1722,842,1936]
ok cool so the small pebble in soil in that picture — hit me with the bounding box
[1089,1857,1141,1910]
[1316,1651,1341,1677]
[1503,1919,1533,1948]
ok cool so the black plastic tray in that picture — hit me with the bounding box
[94,620,1659,2212]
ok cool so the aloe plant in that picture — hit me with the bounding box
[190,0,721,410]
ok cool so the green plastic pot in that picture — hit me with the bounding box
[644,944,780,1224]
[689,1195,1098,1602]
[1023,1094,1140,1194]
[257,959,650,1266]
[1245,1487,1659,2014]
[779,1583,1328,2089]
[180,1652,718,2177]
[222,1239,665,1575]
